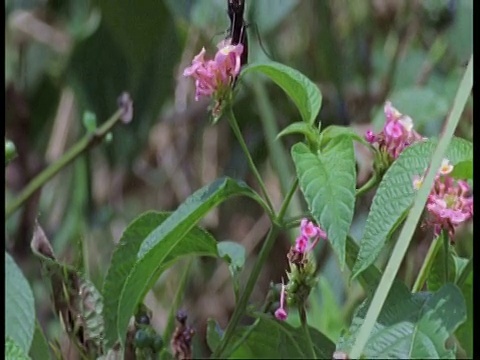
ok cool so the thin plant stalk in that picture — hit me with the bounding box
[411,234,442,292]
[299,305,316,359]
[348,55,472,359]
[226,106,275,216]
[6,108,124,219]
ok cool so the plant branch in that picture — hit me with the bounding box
[299,305,316,359]
[6,108,125,219]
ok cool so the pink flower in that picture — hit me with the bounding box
[416,164,473,240]
[295,218,327,254]
[183,42,244,102]
[274,282,288,321]
[366,101,423,160]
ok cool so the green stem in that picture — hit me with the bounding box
[211,224,281,358]
[442,231,449,284]
[6,109,124,219]
[299,305,316,359]
[212,178,299,358]
[226,106,275,216]
[355,173,379,197]
[411,235,442,293]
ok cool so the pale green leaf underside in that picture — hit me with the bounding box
[352,137,473,278]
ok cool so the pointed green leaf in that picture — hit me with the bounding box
[243,62,322,125]
[337,283,466,359]
[345,236,382,291]
[352,137,473,279]
[103,211,219,347]
[276,122,318,144]
[5,252,35,353]
[292,137,356,268]
[116,178,260,345]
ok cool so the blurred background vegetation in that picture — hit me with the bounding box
[5,0,472,358]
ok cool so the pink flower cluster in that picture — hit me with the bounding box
[365,101,424,159]
[183,41,244,101]
[414,159,473,240]
[274,219,327,321]
[295,219,328,254]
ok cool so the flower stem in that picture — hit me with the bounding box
[442,231,450,283]
[211,224,281,358]
[355,173,379,198]
[411,234,442,292]
[226,106,275,216]
[299,305,316,359]
[212,178,300,358]
[6,108,124,219]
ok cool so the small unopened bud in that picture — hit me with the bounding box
[117,92,133,124]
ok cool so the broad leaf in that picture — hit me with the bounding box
[103,211,218,347]
[5,337,30,360]
[352,137,473,279]
[230,313,335,359]
[5,252,35,353]
[243,62,322,125]
[337,283,466,359]
[116,178,261,345]
[292,137,356,268]
[345,236,382,291]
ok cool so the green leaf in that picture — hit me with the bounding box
[352,137,473,279]
[231,313,335,359]
[116,178,260,345]
[450,159,473,180]
[276,122,318,144]
[206,318,224,353]
[455,270,472,357]
[5,337,30,360]
[5,139,17,166]
[292,137,356,268]
[103,211,218,347]
[29,321,51,360]
[5,252,35,353]
[243,62,322,125]
[337,283,466,358]
[320,125,369,147]
[217,241,246,273]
